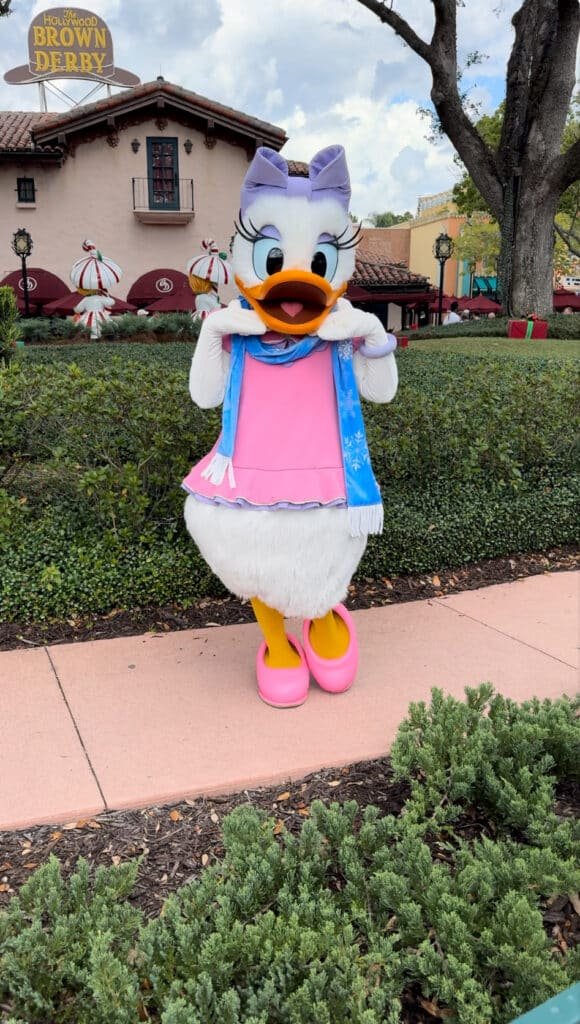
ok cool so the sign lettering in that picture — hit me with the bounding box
[4,6,140,87]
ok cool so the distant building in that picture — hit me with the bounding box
[0,78,286,308]
[362,191,483,301]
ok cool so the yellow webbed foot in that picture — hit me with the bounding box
[251,597,302,668]
[308,609,350,660]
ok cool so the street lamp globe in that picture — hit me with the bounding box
[433,231,454,262]
[432,232,454,326]
[11,228,33,258]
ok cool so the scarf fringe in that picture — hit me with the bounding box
[348,503,384,537]
[201,452,236,488]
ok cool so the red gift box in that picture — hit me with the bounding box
[398,335,409,348]
[507,319,548,339]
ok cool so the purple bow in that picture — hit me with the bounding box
[240,145,351,215]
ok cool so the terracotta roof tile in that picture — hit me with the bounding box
[354,244,429,288]
[0,111,59,152]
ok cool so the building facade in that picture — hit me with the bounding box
[0,78,287,304]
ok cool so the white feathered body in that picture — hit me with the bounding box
[183,190,398,618]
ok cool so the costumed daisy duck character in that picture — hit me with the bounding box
[186,239,232,322]
[70,240,122,340]
[182,145,398,708]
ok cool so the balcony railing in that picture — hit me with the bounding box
[131,177,194,223]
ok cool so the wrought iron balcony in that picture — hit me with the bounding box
[131,177,194,224]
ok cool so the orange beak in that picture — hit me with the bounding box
[235,269,346,335]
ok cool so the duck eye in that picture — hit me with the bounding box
[252,237,284,279]
[311,243,338,282]
[266,247,284,275]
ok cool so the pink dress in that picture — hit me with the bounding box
[182,342,347,509]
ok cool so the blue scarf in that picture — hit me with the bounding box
[205,306,383,537]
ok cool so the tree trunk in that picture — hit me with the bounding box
[355,0,579,318]
[502,181,559,317]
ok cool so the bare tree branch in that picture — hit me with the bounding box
[555,220,580,259]
[354,0,433,63]
[550,137,580,194]
[354,0,502,215]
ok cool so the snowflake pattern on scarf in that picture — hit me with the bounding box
[344,431,371,472]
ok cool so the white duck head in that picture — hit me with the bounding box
[232,145,360,335]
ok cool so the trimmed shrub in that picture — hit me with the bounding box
[0,479,577,621]
[0,688,578,1024]
[15,316,89,344]
[16,313,200,346]
[0,342,578,620]
[0,286,20,366]
[100,311,200,341]
[0,857,141,1023]
[413,314,580,341]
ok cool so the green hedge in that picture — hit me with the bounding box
[0,480,578,621]
[1,687,578,1023]
[16,313,199,345]
[414,314,580,340]
[0,346,578,620]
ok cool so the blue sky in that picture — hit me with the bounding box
[0,0,519,217]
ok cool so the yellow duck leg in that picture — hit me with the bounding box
[251,597,302,668]
[309,610,350,660]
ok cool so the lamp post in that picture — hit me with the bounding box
[433,231,454,325]
[11,228,33,318]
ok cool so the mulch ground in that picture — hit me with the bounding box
[0,759,578,1023]
[1,545,578,652]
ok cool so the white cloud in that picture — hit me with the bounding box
[1,0,518,213]
[282,96,456,216]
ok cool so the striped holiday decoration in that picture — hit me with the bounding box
[70,239,123,291]
[186,238,232,285]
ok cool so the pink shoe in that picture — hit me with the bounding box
[256,634,310,708]
[302,604,358,693]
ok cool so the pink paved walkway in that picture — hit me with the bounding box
[0,572,577,832]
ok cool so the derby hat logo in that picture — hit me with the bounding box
[4,7,140,87]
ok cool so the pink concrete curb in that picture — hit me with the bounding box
[0,572,577,831]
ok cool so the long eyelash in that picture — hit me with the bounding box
[234,211,269,243]
[333,223,362,250]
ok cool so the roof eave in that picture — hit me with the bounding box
[31,86,287,149]
[0,148,63,162]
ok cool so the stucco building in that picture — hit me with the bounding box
[1,79,435,322]
[0,78,287,307]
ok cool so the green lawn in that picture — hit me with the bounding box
[407,335,580,359]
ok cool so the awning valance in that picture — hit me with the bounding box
[0,267,68,310]
[348,284,434,304]
[43,291,136,315]
[553,290,580,310]
[147,282,198,312]
[127,269,189,308]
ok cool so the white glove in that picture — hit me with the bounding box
[203,298,267,337]
[189,300,266,408]
[317,298,381,343]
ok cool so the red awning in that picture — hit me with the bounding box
[428,294,460,313]
[147,281,198,312]
[0,267,69,311]
[43,291,136,315]
[553,290,580,310]
[348,284,435,304]
[459,295,503,314]
[127,268,189,308]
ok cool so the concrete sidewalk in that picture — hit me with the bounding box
[0,572,577,832]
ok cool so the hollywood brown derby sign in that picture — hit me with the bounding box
[4,7,140,86]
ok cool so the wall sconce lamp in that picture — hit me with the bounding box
[184,138,193,154]
[131,138,140,153]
